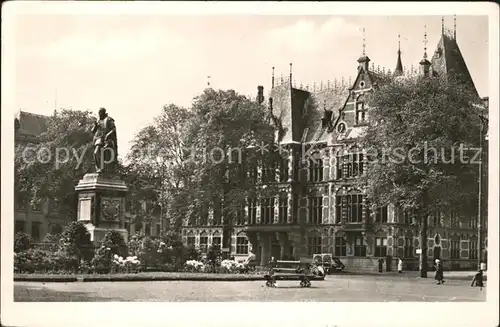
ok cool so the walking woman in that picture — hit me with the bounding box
[434,259,445,285]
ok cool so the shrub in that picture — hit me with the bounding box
[13,248,77,274]
[100,230,128,258]
[91,249,112,274]
[14,232,32,253]
[58,221,94,263]
[184,260,205,272]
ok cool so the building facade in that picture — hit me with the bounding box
[182,26,488,272]
[14,111,66,241]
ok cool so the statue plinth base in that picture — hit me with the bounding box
[75,172,129,244]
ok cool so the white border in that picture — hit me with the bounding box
[2,2,499,327]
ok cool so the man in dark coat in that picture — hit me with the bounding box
[434,259,445,285]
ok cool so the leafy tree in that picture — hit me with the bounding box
[15,109,97,221]
[126,104,193,233]
[183,89,280,248]
[58,221,94,263]
[358,73,485,277]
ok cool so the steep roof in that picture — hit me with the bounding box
[269,82,349,144]
[430,31,478,95]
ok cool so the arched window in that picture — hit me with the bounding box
[404,237,414,258]
[236,233,249,254]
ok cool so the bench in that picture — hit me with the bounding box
[264,260,316,288]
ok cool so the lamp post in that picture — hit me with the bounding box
[477,121,483,268]
[476,109,488,269]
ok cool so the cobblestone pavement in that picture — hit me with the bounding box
[14,274,486,302]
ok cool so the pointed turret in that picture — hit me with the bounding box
[419,25,431,77]
[394,34,403,76]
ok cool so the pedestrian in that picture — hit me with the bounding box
[471,269,484,289]
[434,259,445,285]
[397,258,403,273]
[378,258,384,273]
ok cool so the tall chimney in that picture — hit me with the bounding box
[257,86,264,105]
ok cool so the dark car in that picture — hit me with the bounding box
[313,254,346,274]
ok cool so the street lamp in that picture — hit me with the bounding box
[474,105,488,269]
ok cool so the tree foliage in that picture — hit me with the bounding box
[15,109,97,220]
[358,73,485,275]
[58,221,94,262]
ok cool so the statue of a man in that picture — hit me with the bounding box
[91,108,118,173]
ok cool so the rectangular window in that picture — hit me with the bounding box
[248,164,258,184]
[374,237,388,257]
[356,101,367,124]
[469,218,477,229]
[308,236,322,255]
[469,240,478,260]
[236,236,249,254]
[336,155,343,179]
[335,237,347,256]
[403,209,415,225]
[31,222,41,241]
[199,205,209,225]
[15,220,25,234]
[347,195,363,223]
[354,236,366,257]
[212,236,222,250]
[200,236,208,252]
[309,158,324,182]
[308,196,323,224]
[187,236,195,247]
[278,193,288,224]
[156,224,161,236]
[450,211,459,228]
[261,198,275,224]
[262,160,276,183]
[404,238,414,258]
[450,240,460,259]
[375,206,388,223]
[433,212,442,226]
[344,153,364,179]
[145,224,151,236]
[279,158,289,182]
[248,198,257,224]
[235,204,245,225]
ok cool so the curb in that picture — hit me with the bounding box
[338,271,487,281]
[14,276,78,283]
[14,274,325,283]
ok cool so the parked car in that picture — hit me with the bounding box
[313,253,346,274]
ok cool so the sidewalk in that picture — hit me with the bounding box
[339,270,487,281]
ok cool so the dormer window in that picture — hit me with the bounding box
[435,47,443,59]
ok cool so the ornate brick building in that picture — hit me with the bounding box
[182,25,488,272]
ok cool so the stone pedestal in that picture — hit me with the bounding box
[75,172,128,244]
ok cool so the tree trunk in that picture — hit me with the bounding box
[419,212,428,278]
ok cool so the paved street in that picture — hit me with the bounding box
[14,274,486,302]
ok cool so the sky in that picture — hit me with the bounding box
[9,14,489,157]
